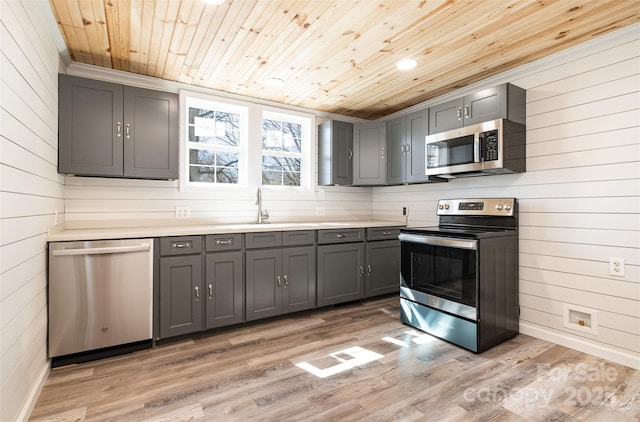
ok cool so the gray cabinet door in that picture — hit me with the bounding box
[123,87,179,179]
[405,109,429,183]
[317,242,364,306]
[428,97,464,134]
[159,255,202,338]
[464,85,508,126]
[58,75,178,180]
[58,75,124,176]
[205,251,244,329]
[385,116,405,185]
[365,240,400,297]
[318,120,353,186]
[246,249,282,321]
[282,246,316,313]
[353,121,386,185]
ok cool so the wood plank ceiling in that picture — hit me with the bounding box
[49,0,640,120]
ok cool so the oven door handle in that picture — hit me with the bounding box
[398,233,477,250]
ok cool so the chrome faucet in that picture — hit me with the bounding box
[256,188,269,224]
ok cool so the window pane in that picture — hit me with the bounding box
[262,155,281,171]
[216,167,238,184]
[217,152,239,168]
[282,122,301,153]
[262,170,282,186]
[189,149,215,165]
[283,172,300,186]
[190,165,216,183]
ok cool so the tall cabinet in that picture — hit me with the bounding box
[386,109,432,185]
[58,74,178,179]
[353,121,386,185]
[318,120,353,186]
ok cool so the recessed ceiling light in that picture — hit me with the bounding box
[396,59,417,71]
[266,78,285,88]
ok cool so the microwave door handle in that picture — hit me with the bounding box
[475,132,482,163]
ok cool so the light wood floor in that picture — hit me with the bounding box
[31,296,639,421]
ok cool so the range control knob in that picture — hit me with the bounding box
[495,204,504,210]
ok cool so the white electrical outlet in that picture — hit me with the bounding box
[609,257,625,276]
[402,206,409,216]
[175,206,191,218]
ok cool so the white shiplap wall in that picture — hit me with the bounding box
[0,1,65,421]
[374,25,640,368]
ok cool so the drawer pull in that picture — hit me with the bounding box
[382,231,392,236]
[336,234,346,239]
[215,239,232,245]
[172,242,191,249]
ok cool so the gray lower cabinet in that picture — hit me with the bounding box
[58,74,178,179]
[317,228,366,306]
[245,231,316,321]
[159,237,203,338]
[353,121,386,186]
[205,251,244,329]
[158,234,244,339]
[365,227,401,297]
[428,83,526,134]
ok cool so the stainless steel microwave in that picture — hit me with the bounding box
[425,118,526,177]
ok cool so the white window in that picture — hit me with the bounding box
[261,110,312,190]
[181,94,248,188]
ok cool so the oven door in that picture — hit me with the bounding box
[399,233,477,320]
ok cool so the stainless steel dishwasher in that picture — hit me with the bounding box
[48,238,153,358]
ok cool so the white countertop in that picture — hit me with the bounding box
[47,219,406,242]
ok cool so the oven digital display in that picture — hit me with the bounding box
[459,202,484,211]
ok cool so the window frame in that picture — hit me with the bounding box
[260,108,313,192]
[179,91,249,191]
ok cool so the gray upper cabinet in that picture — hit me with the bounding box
[353,121,386,186]
[318,120,353,186]
[386,109,431,184]
[58,74,178,180]
[429,83,525,134]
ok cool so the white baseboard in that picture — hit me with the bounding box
[520,323,640,370]
[16,360,50,422]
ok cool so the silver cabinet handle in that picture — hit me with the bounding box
[194,286,200,302]
[215,239,232,245]
[464,105,469,119]
[284,275,288,288]
[381,147,385,159]
[367,264,372,275]
[348,148,353,159]
[171,242,190,249]
[336,234,345,239]
[208,284,213,300]
[382,231,392,236]
[277,275,282,287]
[359,266,364,277]
[116,122,122,137]
[125,123,131,139]
[457,107,462,120]
[405,144,410,153]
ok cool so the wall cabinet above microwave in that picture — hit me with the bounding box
[428,83,526,134]
[58,75,179,180]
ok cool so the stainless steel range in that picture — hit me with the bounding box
[399,198,519,352]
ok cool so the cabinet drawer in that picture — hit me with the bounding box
[283,230,315,246]
[317,228,365,244]
[206,234,243,252]
[367,227,402,241]
[246,231,283,249]
[160,236,202,256]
